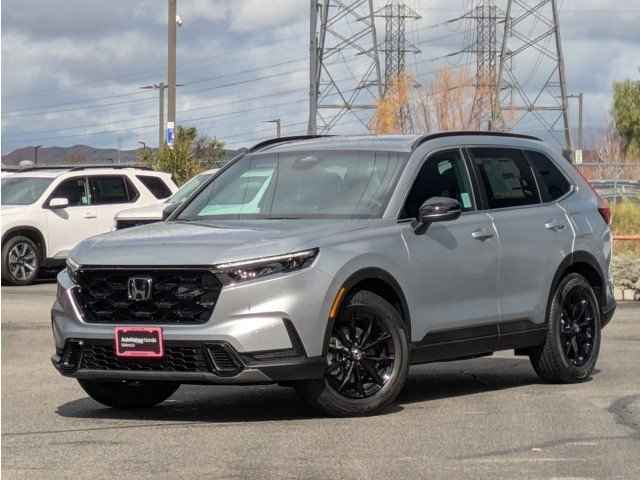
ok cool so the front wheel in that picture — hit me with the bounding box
[296,290,409,417]
[529,273,601,383]
[1,235,41,286]
[78,380,180,409]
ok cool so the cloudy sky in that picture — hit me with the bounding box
[1,0,639,154]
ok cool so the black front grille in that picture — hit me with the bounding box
[116,219,158,230]
[75,269,221,324]
[79,342,211,372]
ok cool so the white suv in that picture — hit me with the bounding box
[114,168,219,230]
[1,165,176,285]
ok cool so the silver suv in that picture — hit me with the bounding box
[51,133,616,416]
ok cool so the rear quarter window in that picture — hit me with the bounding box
[525,150,571,202]
[136,175,173,199]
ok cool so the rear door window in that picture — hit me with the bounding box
[525,150,571,202]
[469,148,540,209]
[136,175,173,199]
[88,176,138,204]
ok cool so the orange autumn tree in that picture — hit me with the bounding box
[372,72,413,134]
[372,66,507,134]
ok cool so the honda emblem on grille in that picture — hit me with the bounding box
[127,277,153,301]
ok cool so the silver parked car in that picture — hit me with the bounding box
[51,133,616,416]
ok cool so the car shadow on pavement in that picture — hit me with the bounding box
[55,357,555,423]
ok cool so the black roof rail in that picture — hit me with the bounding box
[3,164,153,173]
[411,131,542,151]
[248,135,334,153]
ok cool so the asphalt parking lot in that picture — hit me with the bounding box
[2,282,639,480]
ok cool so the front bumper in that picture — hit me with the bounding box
[51,264,335,384]
[51,338,324,385]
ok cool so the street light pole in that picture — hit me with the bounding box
[34,145,42,165]
[265,119,282,138]
[168,0,177,133]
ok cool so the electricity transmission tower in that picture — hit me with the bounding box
[468,0,500,129]
[495,0,572,151]
[377,1,421,93]
[375,1,421,132]
[308,0,383,134]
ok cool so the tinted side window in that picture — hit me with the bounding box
[89,176,136,205]
[50,177,88,207]
[470,148,540,209]
[526,151,571,202]
[402,149,474,219]
[137,175,173,199]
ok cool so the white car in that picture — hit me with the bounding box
[114,168,219,229]
[1,165,177,285]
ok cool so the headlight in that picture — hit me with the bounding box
[66,257,81,284]
[217,248,318,284]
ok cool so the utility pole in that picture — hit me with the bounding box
[496,0,572,153]
[265,119,282,138]
[168,0,177,139]
[34,145,42,165]
[568,93,584,162]
[141,82,182,148]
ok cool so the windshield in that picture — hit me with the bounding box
[177,150,407,220]
[168,172,215,205]
[1,177,54,205]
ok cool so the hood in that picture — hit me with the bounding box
[115,202,165,221]
[70,219,376,266]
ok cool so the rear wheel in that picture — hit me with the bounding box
[78,380,180,409]
[1,235,41,286]
[296,290,409,417]
[529,273,601,383]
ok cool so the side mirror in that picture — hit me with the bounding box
[413,197,462,235]
[162,202,181,221]
[49,197,69,209]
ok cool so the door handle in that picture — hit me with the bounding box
[471,228,494,241]
[83,212,97,219]
[544,220,566,231]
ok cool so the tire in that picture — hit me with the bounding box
[78,380,180,409]
[1,235,41,286]
[529,273,601,383]
[296,290,409,417]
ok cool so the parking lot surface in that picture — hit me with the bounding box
[2,282,639,480]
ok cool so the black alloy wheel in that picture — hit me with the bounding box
[326,304,396,399]
[529,273,601,383]
[295,290,409,417]
[559,284,597,367]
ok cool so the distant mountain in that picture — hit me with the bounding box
[1,144,239,167]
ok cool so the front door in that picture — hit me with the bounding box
[401,148,500,342]
[45,176,96,258]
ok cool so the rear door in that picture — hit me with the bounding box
[88,175,141,233]
[401,148,500,339]
[468,147,573,326]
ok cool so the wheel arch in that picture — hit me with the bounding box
[2,226,47,260]
[549,250,606,313]
[321,267,411,355]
